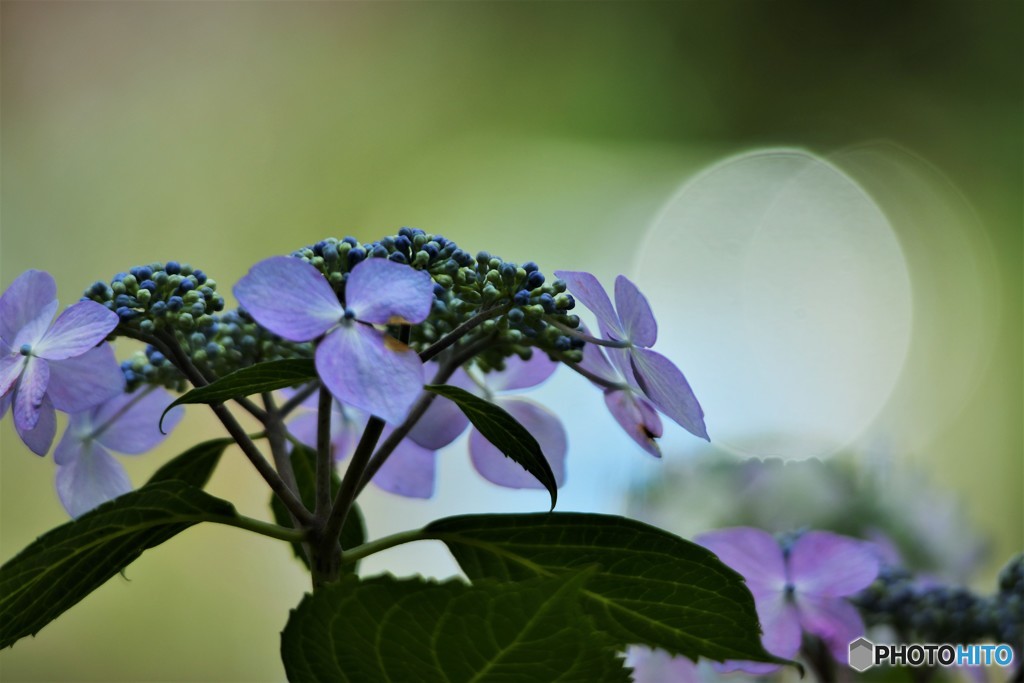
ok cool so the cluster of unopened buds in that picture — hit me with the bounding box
[1,227,705,517]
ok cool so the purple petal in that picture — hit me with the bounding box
[287,410,319,451]
[487,352,558,393]
[371,432,435,498]
[46,345,125,413]
[554,271,624,341]
[626,647,700,683]
[14,357,49,432]
[0,353,26,397]
[712,593,795,675]
[53,412,93,465]
[604,390,663,457]
[796,594,866,663]
[614,275,657,347]
[0,270,57,345]
[788,531,880,597]
[15,394,56,456]
[345,258,433,325]
[55,440,132,518]
[696,527,788,597]
[469,398,567,489]
[630,348,708,440]
[96,388,182,454]
[234,256,342,342]
[407,366,471,450]
[316,323,424,424]
[33,301,118,361]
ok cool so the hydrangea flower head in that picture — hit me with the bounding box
[697,527,879,672]
[54,387,183,517]
[0,270,123,455]
[235,256,433,424]
[554,270,707,441]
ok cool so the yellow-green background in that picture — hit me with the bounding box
[1,2,1020,681]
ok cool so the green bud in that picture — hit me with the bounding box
[137,289,151,305]
[184,290,202,304]
[197,314,215,328]
[485,270,502,286]
[434,274,453,289]
[310,256,325,269]
[204,278,217,291]
[177,313,194,330]
[111,281,126,296]
[167,274,183,290]
[191,349,207,363]
[524,304,545,319]
[412,251,430,268]
[505,329,523,344]
[488,258,502,271]
[554,294,573,310]
[413,233,427,249]
[329,272,343,286]
[481,320,497,334]
[481,284,499,304]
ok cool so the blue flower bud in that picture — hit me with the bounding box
[523,261,539,273]
[525,271,545,290]
[347,247,366,268]
[193,269,207,284]
[165,261,181,275]
[139,279,157,293]
[150,301,168,316]
[149,351,166,364]
[114,294,133,308]
[423,242,440,259]
[139,319,155,333]
[514,290,531,306]
[116,306,137,322]
[342,236,359,247]
[554,336,571,351]
[507,308,525,324]
[394,235,411,255]
[191,302,206,317]
[538,293,556,313]
[388,252,407,264]
[432,283,448,297]
[372,245,389,259]
[476,251,491,265]
[205,342,221,358]
[178,279,195,293]
[167,296,185,312]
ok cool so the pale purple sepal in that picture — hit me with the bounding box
[55,439,132,518]
[487,352,558,392]
[0,270,57,343]
[0,353,25,397]
[469,398,566,489]
[316,323,424,424]
[603,390,662,457]
[576,335,619,386]
[630,348,708,440]
[287,397,359,461]
[33,301,118,361]
[626,646,701,683]
[96,388,183,454]
[788,531,880,597]
[614,275,657,347]
[14,357,49,431]
[797,594,867,663]
[46,345,125,413]
[696,527,787,599]
[371,432,435,498]
[553,270,623,341]
[407,365,472,450]
[344,258,433,325]
[15,394,55,456]
[234,256,342,342]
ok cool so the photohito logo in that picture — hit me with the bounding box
[848,637,1015,672]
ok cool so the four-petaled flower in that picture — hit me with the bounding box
[235,256,433,424]
[697,527,879,673]
[554,271,707,444]
[0,270,123,455]
[54,387,184,518]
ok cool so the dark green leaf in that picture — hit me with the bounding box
[147,438,233,488]
[0,481,237,649]
[425,384,557,510]
[270,445,365,573]
[160,358,316,430]
[426,513,783,666]
[281,570,630,683]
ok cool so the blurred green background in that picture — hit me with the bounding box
[1,2,1020,681]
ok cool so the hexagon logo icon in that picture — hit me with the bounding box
[849,637,875,672]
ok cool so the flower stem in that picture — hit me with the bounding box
[212,514,307,544]
[549,319,630,348]
[419,302,510,362]
[565,359,629,392]
[341,528,425,565]
[314,386,333,520]
[157,330,314,526]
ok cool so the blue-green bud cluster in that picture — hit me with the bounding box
[292,229,585,371]
[853,559,1023,648]
[121,309,312,391]
[83,262,225,336]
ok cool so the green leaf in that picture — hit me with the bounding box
[425,513,783,666]
[0,481,237,649]
[270,445,365,573]
[425,384,557,510]
[147,438,233,488]
[280,570,631,683]
[160,358,317,430]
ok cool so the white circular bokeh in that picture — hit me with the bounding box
[634,148,913,459]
